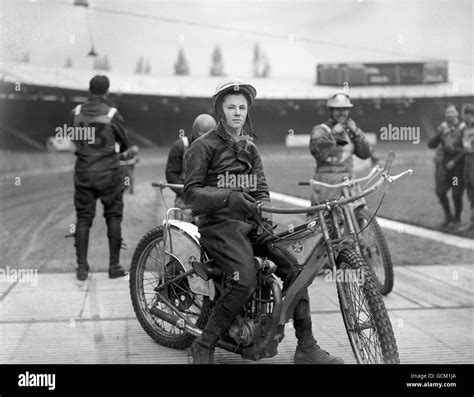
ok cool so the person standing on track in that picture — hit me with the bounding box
[427,104,465,229]
[307,92,373,217]
[458,104,474,232]
[70,75,129,281]
[165,114,216,222]
[184,78,343,365]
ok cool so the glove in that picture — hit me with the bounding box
[332,123,349,145]
[333,123,345,134]
[346,119,358,133]
[253,219,275,245]
[227,191,256,219]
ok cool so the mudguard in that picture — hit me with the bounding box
[163,220,215,299]
[333,237,357,257]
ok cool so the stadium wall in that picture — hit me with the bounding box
[1,84,473,151]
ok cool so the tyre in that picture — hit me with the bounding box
[355,208,394,295]
[336,248,399,364]
[129,226,209,350]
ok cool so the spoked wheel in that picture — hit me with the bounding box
[336,248,399,364]
[129,226,209,350]
[356,208,394,295]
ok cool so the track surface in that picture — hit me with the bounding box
[0,156,473,364]
[1,153,472,272]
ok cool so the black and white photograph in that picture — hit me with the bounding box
[0,0,473,394]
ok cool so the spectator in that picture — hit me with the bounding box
[458,104,474,232]
[427,104,465,228]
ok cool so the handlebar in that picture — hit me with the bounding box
[299,165,382,188]
[152,153,413,215]
[299,151,396,189]
[259,168,413,214]
[152,181,184,189]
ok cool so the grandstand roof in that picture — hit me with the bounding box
[1,62,471,100]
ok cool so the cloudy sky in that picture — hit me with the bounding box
[0,0,472,86]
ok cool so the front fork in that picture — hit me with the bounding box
[341,186,364,255]
[317,202,358,270]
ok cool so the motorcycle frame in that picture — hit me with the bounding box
[272,202,358,326]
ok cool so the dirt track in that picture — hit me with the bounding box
[0,155,472,273]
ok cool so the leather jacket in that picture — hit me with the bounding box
[428,120,465,165]
[183,122,270,222]
[70,96,129,173]
[309,118,372,173]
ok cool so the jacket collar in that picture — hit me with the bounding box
[216,122,252,143]
[87,95,108,104]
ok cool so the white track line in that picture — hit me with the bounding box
[269,191,474,251]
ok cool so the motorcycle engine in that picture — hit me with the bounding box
[228,318,260,347]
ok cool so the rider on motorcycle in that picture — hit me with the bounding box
[183,78,344,364]
[308,92,373,217]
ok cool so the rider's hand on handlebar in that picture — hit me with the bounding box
[253,219,275,245]
[227,191,257,219]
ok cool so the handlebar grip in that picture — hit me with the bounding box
[151,182,161,187]
[299,182,310,186]
[382,152,396,174]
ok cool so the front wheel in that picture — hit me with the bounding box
[356,208,394,295]
[336,248,399,364]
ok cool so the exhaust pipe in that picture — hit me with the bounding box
[150,306,243,354]
[149,307,202,337]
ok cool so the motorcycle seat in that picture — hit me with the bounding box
[192,260,222,281]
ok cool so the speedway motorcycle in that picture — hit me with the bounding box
[129,153,411,363]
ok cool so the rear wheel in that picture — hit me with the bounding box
[356,208,394,295]
[129,226,209,350]
[336,248,399,364]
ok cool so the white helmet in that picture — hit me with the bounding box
[212,77,257,113]
[327,92,354,108]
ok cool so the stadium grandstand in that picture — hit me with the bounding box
[1,0,473,149]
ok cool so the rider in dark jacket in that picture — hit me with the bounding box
[184,78,343,364]
[71,75,129,281]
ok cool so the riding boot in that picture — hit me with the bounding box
[74,222,90,281]
[292,297,344,364]
[107,218,126,278]
[189,302,234,364]
[458,209,474,232]
[438,196,453,227]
